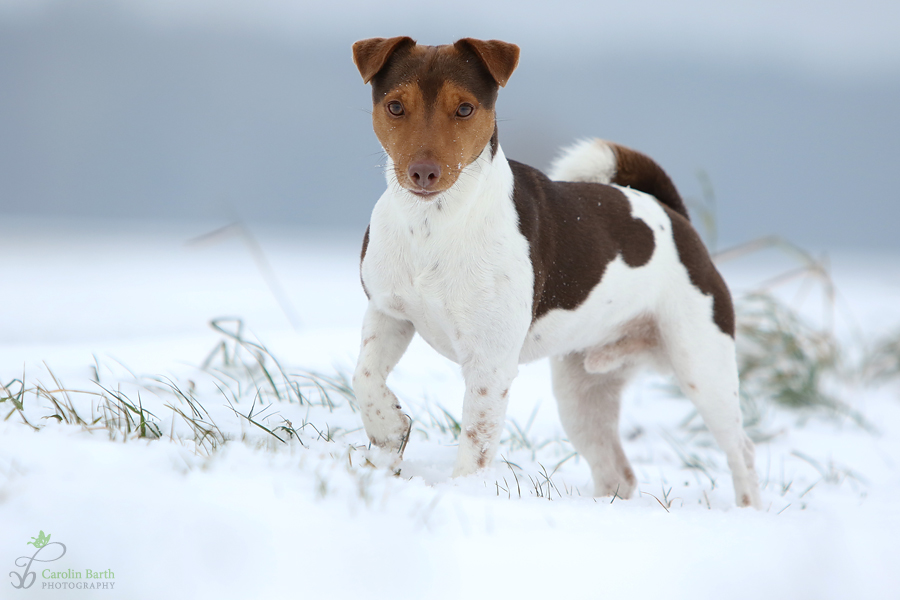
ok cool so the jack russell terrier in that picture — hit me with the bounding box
[350,36,761,508]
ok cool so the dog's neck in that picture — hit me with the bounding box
[381,141,513,228]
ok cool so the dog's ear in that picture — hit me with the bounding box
[352,37,416,84]
[455,38,520,87]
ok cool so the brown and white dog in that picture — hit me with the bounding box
[351,37,761,508]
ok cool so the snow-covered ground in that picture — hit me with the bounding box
[1,216,899,599]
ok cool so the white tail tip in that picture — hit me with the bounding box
[547,138,617,184]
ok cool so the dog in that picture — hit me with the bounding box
[350,37,761,508]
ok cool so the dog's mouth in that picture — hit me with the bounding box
[407,188,441,200]
[400,173,462,200]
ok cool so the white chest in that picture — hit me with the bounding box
[361,147,533,363]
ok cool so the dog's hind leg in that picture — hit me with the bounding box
[660,312,762,508]
[551,353,637,499]
[352,305,415,464]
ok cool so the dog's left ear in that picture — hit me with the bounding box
[352,36,416,84]
[455,38,520,87]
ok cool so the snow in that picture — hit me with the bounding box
[2,216,899,599]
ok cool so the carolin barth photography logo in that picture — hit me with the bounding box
[9,531,116,591]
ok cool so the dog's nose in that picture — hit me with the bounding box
[408,161,441,190]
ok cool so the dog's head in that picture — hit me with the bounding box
[352,37,519,199]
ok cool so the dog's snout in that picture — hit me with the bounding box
[408,161,441,190]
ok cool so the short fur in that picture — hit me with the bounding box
[351,37,761,508]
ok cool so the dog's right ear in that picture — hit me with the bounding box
[352,37,416,84]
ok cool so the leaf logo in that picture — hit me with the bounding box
[26,531,51,549]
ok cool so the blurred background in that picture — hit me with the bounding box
[1,0,898,249]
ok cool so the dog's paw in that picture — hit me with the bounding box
[736,488,763,509]
[593,471,637,500]
[733,470,763,509]
[361,444,403,472]
[451,446,493,478]
[363,414,412,472]
[450,462,476,479]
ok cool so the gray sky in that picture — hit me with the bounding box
[5,0,897,76]
[1,0,898,249]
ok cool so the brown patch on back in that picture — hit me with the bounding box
[608,142,690,221]
[510,161,655,321]
[667,208,735,337]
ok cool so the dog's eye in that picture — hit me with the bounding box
[387,101,404,116]
[456,103,475,118]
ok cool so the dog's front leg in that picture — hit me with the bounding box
[352,305,415,462]
[452,355,520,477]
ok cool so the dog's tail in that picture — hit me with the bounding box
[548,138,690,221]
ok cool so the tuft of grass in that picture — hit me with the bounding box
[503,403,547,457]
[737,293,838,408]
[734,293,872,431]
[861,329,900,383]
[412,399,461,442]
[96,385,163,441]
[203,318,356,412]
[1,317,359,458]
[1,376,38,430]
[660,428,718,489]
[790,450,868,489]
